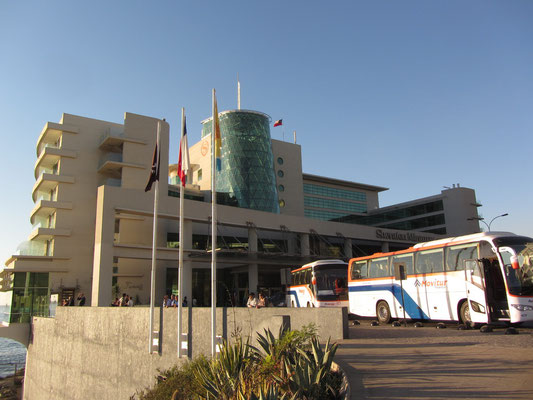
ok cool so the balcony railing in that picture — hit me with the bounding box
[98,152,123,170]
[98,128,125,145]
[15,241,47,257]
[37,168,55,178]
[35,193,51,202]
[37,142,60,158]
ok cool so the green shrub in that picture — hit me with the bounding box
[133,324,343,400]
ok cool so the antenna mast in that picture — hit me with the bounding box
[237,73,241,110]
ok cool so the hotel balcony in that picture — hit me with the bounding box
[32,173,75,202]
[98,129,145,153]
[35,122,79,157]
[28,227,71,241]
[34,146,77,178]
[30,200,73,225]
[97,152,144,178]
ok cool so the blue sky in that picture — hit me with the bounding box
[1,0,532,261]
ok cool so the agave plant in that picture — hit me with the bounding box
[284,336,339,399]
[238,381,287,400]
[193,338,252,399]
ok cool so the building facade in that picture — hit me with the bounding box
[1,109,481,323]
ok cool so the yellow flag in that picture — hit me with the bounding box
[214,93,222,170]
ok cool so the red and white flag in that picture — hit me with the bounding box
[177,116,190,187]
[274,119,282,127]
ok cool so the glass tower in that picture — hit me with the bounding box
[202,110,280,213]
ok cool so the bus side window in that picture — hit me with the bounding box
[293,272,300,285]
[392,254,414,275]
[351,261,367,280]
[416,249,443,274]
[369,258,388,278]
[446,244,478,271]
[304,269,311,285]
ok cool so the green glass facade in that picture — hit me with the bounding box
[202,111,279,213]
[6,272,50,323]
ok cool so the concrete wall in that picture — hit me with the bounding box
[23,306,348,400]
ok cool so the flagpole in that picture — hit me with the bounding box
[178,108,185,358]
[211,89,217,357]
[149,121,161,354]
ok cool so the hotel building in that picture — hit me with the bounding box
[0,109,481,323]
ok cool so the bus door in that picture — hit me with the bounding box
[464,260,489,324]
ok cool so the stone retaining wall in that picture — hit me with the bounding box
[23,306,348,400]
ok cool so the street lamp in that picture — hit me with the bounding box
[468,213,509,232]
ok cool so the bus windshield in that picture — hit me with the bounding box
[496,238,533,296]
[314,266,348,300]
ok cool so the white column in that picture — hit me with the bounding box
[248,227,258,294]
[248,264,258,295]
[288,234,297,255]
[248,227,258,253]
[91,187,115,307]
[300,233,310,257]
[344,238,353,259]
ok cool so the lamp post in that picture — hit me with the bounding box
[468,213,509,232]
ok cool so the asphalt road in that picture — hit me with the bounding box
[335,320,533,400]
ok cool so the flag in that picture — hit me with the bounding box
[214,94,222,171]
[274,119,282,127]
[145,142,160,192]
[177,116,190,187]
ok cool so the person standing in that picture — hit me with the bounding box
[247,293,257,308]
[119,293,127,307]
[256,293,266,308]
[76,292,86,306]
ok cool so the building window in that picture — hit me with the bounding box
[279,199,285,208]
[278,185,285,192]
[277,157,284,165]
[305,209,351,221]
[303,183,366,202]
[167,232,179,248]
[277,170,284,178]
[197,169,202,181]
[304,196,367,213]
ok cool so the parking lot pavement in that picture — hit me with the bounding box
[335,321,533,400]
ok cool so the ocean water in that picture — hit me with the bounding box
[0,338,27,378]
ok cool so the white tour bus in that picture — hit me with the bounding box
[288,259,348,308]
[348,232,533,325]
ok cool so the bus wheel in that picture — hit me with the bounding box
[459,301,472,326]
[376,301,391,324]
